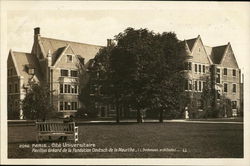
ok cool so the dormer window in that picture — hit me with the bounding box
[67,55,73,62]
[28,68,35,75]
[25,64,35,75]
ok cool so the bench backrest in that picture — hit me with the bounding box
[36,122,76,133]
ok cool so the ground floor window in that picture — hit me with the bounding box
[232,101,237,109]
[60,101,78,110]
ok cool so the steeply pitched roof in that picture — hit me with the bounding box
[185,38,197,51]
[204,45,213,56]
[12,51,42,84]
[210,45,228,64]
[40,37,104,65]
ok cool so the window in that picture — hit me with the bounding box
[189,80,192,90]
[233,69,236,76]
[14,83,18,93]
[61,84,78,94]
[60,84,63,93]
[199,81,201,91]
[62,101,78,110]
[8,84,12,93]
[217,68,220,73]
[71,70,78,77]
[71,102,78,110]
[184,62,189,70]
[28,68,35,75]
[185,80,192,91]
[217,90,221,99]
[60,102,64,110]
[61,69,68,76]
[64,102,70,110]
[233,84,236,93]
[199,64,201,73]
[8,68,13,76]
[195,81,198,91]
[74,85,78,94]
[67,55,73,62]
[216,74,220,83]
[203,81,206,91]
[185,80,189,90]
[223,68,227,75]
[224,83,228,92]
[203,65,205,73]
[188,62,192,70]
[231,101,237,109]
[195,64,197,72]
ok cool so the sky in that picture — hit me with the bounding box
[5,1,250,71]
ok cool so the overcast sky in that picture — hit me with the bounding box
[5,1,250,70]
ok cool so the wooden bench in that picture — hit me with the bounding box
[36,122,78,143]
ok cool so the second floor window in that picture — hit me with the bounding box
[203,65,205,73]
[61,69,69,76]
[71,70,78,77]
[223,68,227,75]
[195,64,197,72]
[199,65,201,73]
[233,69,236,76]
[233,84,236,93]
[60,84,78,94]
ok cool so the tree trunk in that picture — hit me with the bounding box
[137,109,142,123]
[159,109,163,123]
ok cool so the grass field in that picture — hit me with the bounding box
[8,122,243,158]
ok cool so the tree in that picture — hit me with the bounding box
[22,82,56,120]
[201,77,215,118]
[81,27,186,123]
[109,28,185,123]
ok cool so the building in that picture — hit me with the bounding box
[7,27,103,119]
[182,35,242,117]
[7,28,243,119]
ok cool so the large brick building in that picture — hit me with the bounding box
[7,28,243,119]
[7,27,103,119]
[182,35,242,117]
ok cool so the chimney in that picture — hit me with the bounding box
[107,39,111,47]
[34,27,40,35]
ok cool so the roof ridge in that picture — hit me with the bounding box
[41,36,104,47]
[212,44,228,48]
[12,51,31,54]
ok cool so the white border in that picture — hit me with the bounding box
[1,1,250,165]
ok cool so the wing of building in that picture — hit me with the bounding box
[7,27,104,119]
[182,35,242,118]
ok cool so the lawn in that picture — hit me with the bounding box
[8,122,243,158]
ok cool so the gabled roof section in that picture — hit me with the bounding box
[210,45,228,64]
[185,37,197,51]
[12,51,42,84]
[40,37,104,65]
